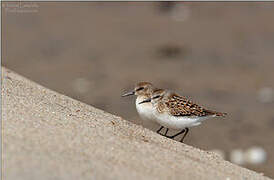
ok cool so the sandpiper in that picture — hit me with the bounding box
[122,82,171,136]
[139,89,227,142]
[122,82,157,123]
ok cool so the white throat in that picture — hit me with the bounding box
[135,95,155,122]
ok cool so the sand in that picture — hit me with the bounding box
[2,67,271,180]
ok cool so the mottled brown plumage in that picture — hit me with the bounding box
[139,88,227,142]
[165,93,226,117]
[150,90,227,118]
[136,82,153,87]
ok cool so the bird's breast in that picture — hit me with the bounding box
[135,96,154,121]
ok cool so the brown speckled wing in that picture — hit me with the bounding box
[156,102,166,113]
[165,93,225,117]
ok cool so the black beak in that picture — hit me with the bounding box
[139,98,151,104]
[121,91,135,97]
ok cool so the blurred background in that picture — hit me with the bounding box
[2,2,274,177]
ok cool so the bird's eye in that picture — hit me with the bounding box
[153,95,160,99]
[136,87,145,91]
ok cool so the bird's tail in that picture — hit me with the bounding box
[206,110,227,117]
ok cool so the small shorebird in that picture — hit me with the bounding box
[139,89,227,142]
[122,82,156,123]
[122,82,168,135]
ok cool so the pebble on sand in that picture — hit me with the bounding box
[245,146,267,165]
[230,149,245,165]
[230,147,267,166]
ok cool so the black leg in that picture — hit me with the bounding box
[164,128,169,136]
[166,129,185,139]
[180,128,189,142]
[156,126,164,134]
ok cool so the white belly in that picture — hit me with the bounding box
[153,111,212,130]
[135,96,155,122]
